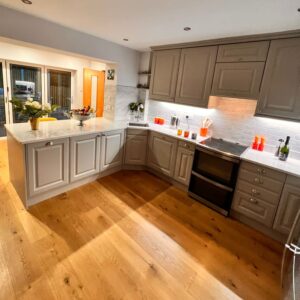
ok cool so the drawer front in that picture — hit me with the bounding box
[236,179,280,205]
[217,41,270,62]
[178,140,196,151]
[239,169,284,194]
[127,128,148,136]
[241,161,286,182]
[286,175,300,187]
[232,190,277,227]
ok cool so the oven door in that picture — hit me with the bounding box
[189,171,234,215]
[192,147,240,188]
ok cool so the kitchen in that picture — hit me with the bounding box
[0,1,300,299]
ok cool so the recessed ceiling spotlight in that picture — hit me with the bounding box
[123,38,129,41]
[298,8,300,12]
[184,27,191,31]
[21,0,32,4]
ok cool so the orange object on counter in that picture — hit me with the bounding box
[200,127,208,137]
[177,129,182,136]
[184,130,190,138]
[252,135,260,150]
[154,117,159,124]
[258,136,265,151]
[158,118,165,125]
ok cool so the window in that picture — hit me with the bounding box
[9,63,43,123]
[47,69,72,120]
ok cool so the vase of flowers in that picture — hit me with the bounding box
[10,98,59,130]
[128,101,144,121]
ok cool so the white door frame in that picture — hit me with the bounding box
[6,60,46,123]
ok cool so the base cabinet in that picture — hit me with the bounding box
[101,130,125,171]
[147,131,177,177]
[125,132,148,165]
[174,146,194,185]
[27,138,69,197]
[273,181,300,235]
[70,134,101,182]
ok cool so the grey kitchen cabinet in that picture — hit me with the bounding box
[211,62,265,99]
[174,145,194,185]
[175,46,217,107]
[217,41,270,62]
[125,130,148,165]
[149,49,181,102]
[100,130,125,171]
[256,38,300,121]
[70,133,101,182]
[273,180,300,235]
[147,131,177,177]
[27,138,69,197]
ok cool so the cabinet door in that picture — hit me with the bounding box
[147,132,177,177]
[174,147,194,185]
[256,38,300,121]
[175,46,217,107]
[27,138,69,196]
[125,134,147,165]
[149,49,181,102]
[211,62,265,99]
[217,41,269,62]
[70,134,101,182]
[273,184,300,235]
[100,130,124,171]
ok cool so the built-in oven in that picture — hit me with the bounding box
[188,145,241,216]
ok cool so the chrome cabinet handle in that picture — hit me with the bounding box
[254,177,263,184]
[257,168,266,175]
[251,188,260,195]
[45,141,53,146]
[250,198,258,204]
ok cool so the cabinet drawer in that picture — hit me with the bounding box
[232,190,277,227]
[127,128,148,136]
[178,140,196,151]
[241,161,286,182]
[286,175,300,187]
[239,169,284,194]
[236,179,280,205]
[217,41,270,62]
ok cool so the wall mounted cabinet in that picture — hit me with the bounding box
[175,46,217,107]
[216,41,269,62]
[211,62,265,99]
[255,38,300,121]
[149,49,181,102]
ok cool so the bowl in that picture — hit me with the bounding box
[71,113,92,126]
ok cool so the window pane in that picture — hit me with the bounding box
[0,63,6,137]
[48,69,71,120]
[10,64,42,123]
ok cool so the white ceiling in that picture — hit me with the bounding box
[0,0,300,51]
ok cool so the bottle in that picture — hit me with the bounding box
[275,139,284,157]
[279,136,290,161]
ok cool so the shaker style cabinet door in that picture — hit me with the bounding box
[174,147,194,185]
[149,49,181,102]
[27,138,69,197]
[273,184,300,235]
[217,41,269,62]
[100,130,125,171]
[175,46,217,107]
[125,134,148,165]
[211,62,265,99]
[70,134,101,182]
[256,38,300,121]
[147,132,177,177]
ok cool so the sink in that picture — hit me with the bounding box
[128,122,149,127]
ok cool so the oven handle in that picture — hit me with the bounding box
[196,146,240,164]
[191,171,233,192]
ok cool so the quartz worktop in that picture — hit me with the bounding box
[241,148,300,178]
[5,118,208,145]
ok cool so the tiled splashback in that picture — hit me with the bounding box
[146,97,300,155]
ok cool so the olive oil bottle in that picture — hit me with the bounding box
[279,136,290,161]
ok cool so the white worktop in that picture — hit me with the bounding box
[241,148,300,178]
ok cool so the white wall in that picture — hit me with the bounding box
[0,5,140,87]
[0,38,107,108]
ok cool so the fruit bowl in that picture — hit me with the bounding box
[69,106,95,126]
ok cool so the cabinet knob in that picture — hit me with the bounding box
[254,177,263,184]
[250,198,258,204]
[45,141,53,146]
[251,189,260,195]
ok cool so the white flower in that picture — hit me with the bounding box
[25,100,32,106]
[32,101,41,109]
[139,104,144,109]
[44,103,51,110]
[27,97,33,101]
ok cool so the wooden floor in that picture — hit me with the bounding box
[0,140,283,299]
